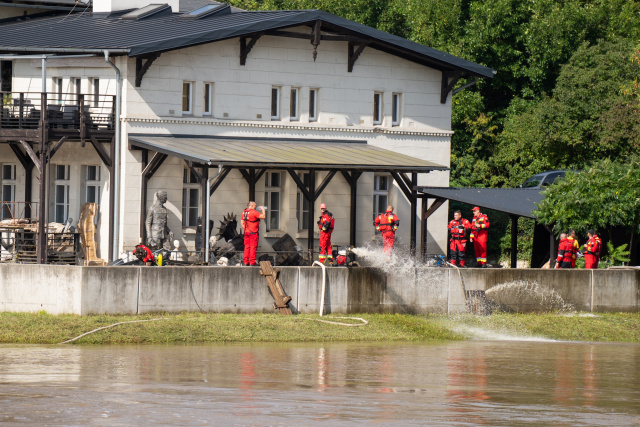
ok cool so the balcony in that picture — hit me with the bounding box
[0,91,116,143]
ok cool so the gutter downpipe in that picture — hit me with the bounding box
[205,164,223,265]
[104,50,121,262]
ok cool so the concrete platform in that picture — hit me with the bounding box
[0,264,638,315]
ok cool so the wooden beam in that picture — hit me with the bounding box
[48,136,68,161]
[390,171,412,200]
[314,170,337,200]
[307,169,316,255]
[142,152,168,179]
[441,71,464,104]
[287,169,311,201]
[311,20,321,61]
[410,173,417,256]
[240,34,262,66]
[135,53,161,87]
[348,42,367,72]
[19,140,41,174]
[88,136,112,168]
[8,143,31,170]
[184,160,203,183]
[266,30,365,43]
[423,197,446,219]
[209,167,231,196]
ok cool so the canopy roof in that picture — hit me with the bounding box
[129,135,448,172]
[417,187,544,218]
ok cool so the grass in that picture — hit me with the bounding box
[0,312,638,345]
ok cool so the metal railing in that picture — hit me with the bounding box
[0,228,80,264]
[0,91,116,131]
[0,201,39,223]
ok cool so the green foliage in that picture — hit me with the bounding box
[534,157,640,237]
[600,242,631,268]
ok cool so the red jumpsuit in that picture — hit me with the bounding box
[134,244,155,264]
[567,236,580,268]
[470,213,490,267]
[241,208,261,266]
[374,211,399,253]
[584,235,602,269]
[318,211,335,264]
[555,238,576,268]
[447,217,471,266]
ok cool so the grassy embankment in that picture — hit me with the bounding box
[1,312,639,344]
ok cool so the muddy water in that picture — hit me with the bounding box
[1,341,639,426]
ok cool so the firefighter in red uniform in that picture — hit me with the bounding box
[555,233,576,268]
[567,230,580,268]
[317,203,335,265]
[240,201,266,266]
[374,204,399,255]
[583,229,602,269]
[470,206,490,267]
[447,210,471,267]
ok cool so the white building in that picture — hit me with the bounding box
[0,0,494,264]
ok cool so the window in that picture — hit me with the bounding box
[54,165,70,223]
[91,78,100,107]
[392,93,401,126]
[309,88,317,122]
[203,82,213,116]
[271,86,280,120]
[296,172,310,230]
[1,164,16,220]
[373,175,389,220]
[290,88,299,121]
[264,171,281,230]
[85,165,101,205]
[182,168,200,227]
[182,82,193,115]
[373,92,382,125]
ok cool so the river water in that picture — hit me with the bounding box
[1,340,639,426]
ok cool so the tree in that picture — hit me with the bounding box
[534,157,640,248]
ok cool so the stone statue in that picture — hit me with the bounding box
[145,190,173,249]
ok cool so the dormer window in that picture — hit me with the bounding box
[121,4,171,20]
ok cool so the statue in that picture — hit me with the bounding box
[145,190,173,250]
[78,203,105,266]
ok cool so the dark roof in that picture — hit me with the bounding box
[417,187,544,218]
[128,135,448,171]
[0,6,494,78]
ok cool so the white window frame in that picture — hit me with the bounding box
[392,93,401,126]
[182,82,193,115]
[203,82,213,116]
[85,165,101,205]
[271,86,280,120]
[1,163,17,220]
[54,164,70,223]
[290,87,299,121]
[296,172,310,231]
[309,88,318,122]
[373,174,389,220]
[373,92,382,125]
[182,168,200,227]
[264,171,281,230]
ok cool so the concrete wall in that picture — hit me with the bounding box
[1,264,638,315]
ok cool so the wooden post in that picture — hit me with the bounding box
[200,165,209,259]
[307,169,316,258]
[410,173,417,257]
[140,149,148,243]
[421,196,428,262]
[510,215,518,268]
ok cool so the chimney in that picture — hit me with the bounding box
[93,0,180,13]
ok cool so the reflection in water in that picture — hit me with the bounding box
[0,342,639,426]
